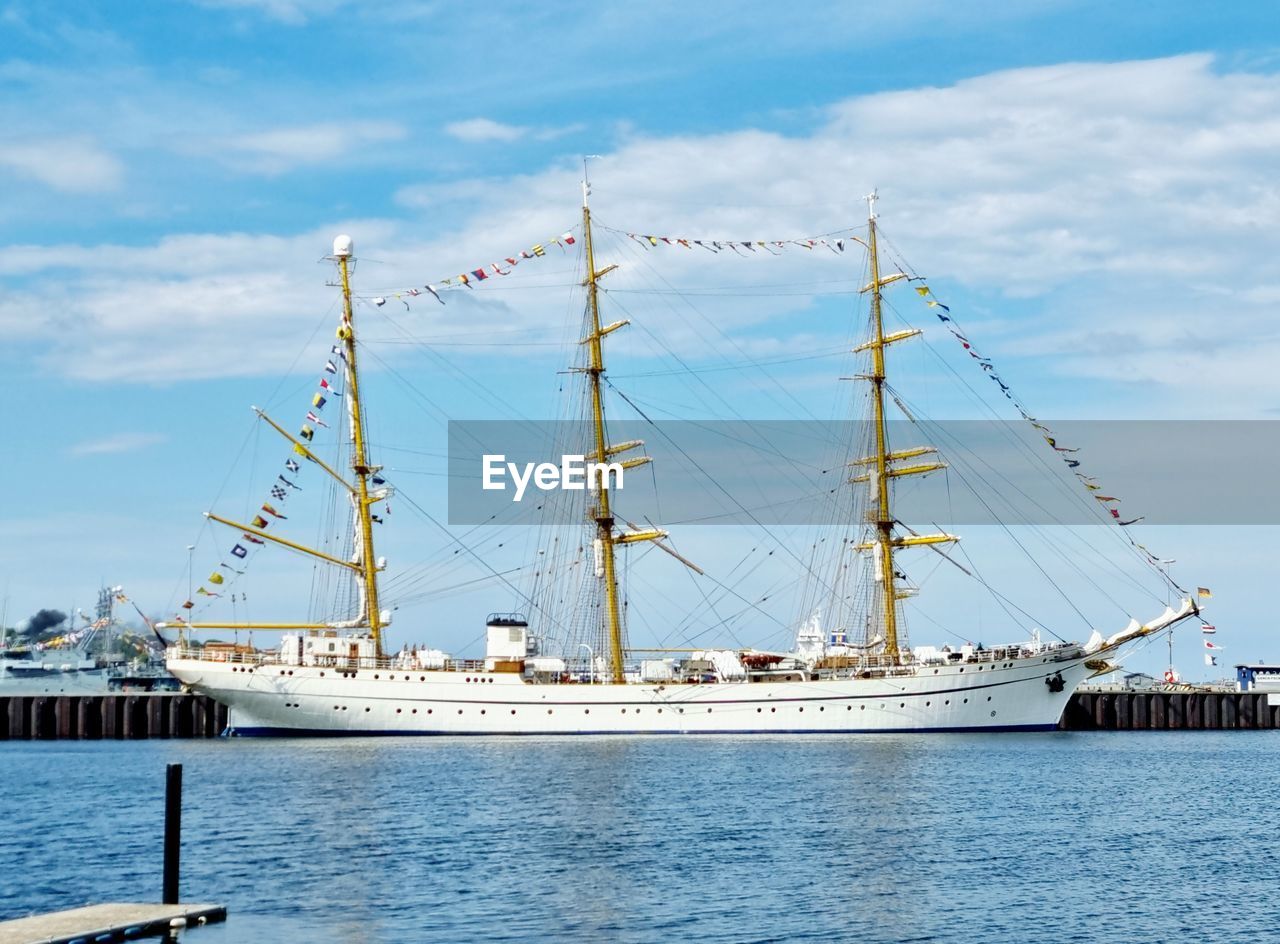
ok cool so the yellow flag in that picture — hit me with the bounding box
[915,286,929,296]
[208,572,224,585]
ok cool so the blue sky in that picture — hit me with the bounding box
[3,0,1279,678]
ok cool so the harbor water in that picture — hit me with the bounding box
[2,732,1278,943]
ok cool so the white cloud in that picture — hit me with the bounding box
[212,122,407,175]
[68,432,167,456]
[190,0,352,25]
[444,118,529,143]
[7,54,1280,415]
[0,136,122,193]
[442,118,582,144]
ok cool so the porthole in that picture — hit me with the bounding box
[899,703,905,708]
[427,709,432,714]
[987,696,992,702]
[707,708,712,713]
[364,707,371,712]
[819,706,824,712]
[420,676,425,681]
[584,709,590,714]
[859,705,864,711]
[320,671,325,677]
[481,709,486,715]
[396,708,402,714]
[944,700,950,706]
[621,708,627,714]
[963,698,968,704]
[511,709,516,715]
[756,708,762,713]
[412,709,417,714]
[925,701,930,707]
[547,709,553,715]
[457,709,463,715]
[374,673,380,679]
[798,707,804,713]
[770,707,776,713]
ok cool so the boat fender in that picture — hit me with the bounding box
[1045,672,1065,693]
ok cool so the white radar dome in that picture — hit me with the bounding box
[333,234,353,257]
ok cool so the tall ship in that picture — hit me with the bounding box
[164,188,1200,734]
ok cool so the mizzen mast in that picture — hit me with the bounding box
[333,235,386,657]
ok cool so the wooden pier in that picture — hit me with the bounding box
[0,694,227,740]
[1061,688,1280,730]
[0,902,225,944]
[1,690,1277,738]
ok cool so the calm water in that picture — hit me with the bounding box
[1,733,1277,943]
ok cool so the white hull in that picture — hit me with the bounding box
[167,649,1098,735]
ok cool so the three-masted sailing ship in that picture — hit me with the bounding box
[164,191,1199,734]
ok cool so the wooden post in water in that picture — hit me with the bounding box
[163,763,183,904]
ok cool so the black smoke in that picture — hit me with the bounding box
[16,609,68,638]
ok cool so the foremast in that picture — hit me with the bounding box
[854,193,955,661]
[580,174,659,683]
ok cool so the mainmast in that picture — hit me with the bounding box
[853,193,954,661]
[334,236,385,657]
[579,170,658,683]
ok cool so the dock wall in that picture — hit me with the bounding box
[1,693,228,740]
[1060,689,1279,731]
[0,690,1275,738]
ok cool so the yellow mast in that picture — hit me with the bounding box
[334,236,385,657]
[855,193,955,661]
[866,195,901,657]
[581,179,628,683]
[165,237,387,652]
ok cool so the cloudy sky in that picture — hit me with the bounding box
[3,0,1278,677]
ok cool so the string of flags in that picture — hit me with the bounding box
[910,281,1185,586]
[361,228,579,310]
[179,338,349,615]
[621,230,853,256]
